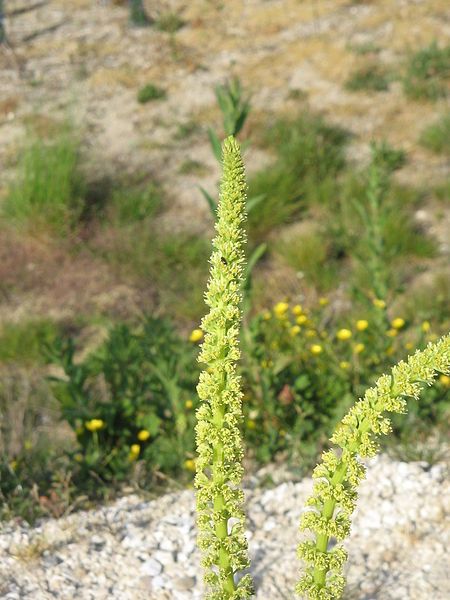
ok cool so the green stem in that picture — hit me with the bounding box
[313,460,347,586]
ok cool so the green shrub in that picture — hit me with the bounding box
[345,64,390,92]
[45,318,199,494]
[155,12,184,34]
[403,41,450,100]
[137,83,166,103]
[109,183,161,225]
[420,112,450,155]
[247,113,349,242]
[0,320,60,365]
[3,127,85,232]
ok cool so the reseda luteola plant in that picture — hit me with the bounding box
[195,136,253,599]
[296,333,450,599]
[195,136,450,600]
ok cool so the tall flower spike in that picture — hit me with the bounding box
[195,136,253,599]
[296,334,450,599]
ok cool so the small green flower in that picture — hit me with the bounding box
[296,334,450,599]
[194,136,253,599]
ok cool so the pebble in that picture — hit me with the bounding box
[0,454,449,599]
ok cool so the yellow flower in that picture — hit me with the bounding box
[310,344,322,355]
[128,444,141,460]
[336,328,352,341]
[404,342,413,350]
[354,343,365,354]
[246,419,256,430]
[292,304,303,315]
[85,419,104,432]
[387,328,398,337]
[274,301,289,318]
[373,298,386,309]
[74,453,83,462]
[185,400,193,410]
[262,310,271,320]
[296,315,308,325]
[189,329,203,343]
[340,361,350,370]
[137,430,151,442]
[421,320,430,333]
[391,318,405,330]
[319,297,329,306]
[10,460,17,471]
[290,325,301,336]
[356,319,369,331]
[184,459,196,472]
[385,346,395,356]
[439,374,450,387]
[280,429,286,437]
[305,329,316,338]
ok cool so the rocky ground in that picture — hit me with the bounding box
[1,454,449,599]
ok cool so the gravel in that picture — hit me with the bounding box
[0,454,449,599]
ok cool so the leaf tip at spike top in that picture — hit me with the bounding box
[296,334,450,599]
[194,135,253,599]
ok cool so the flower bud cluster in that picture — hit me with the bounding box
[296,334,450,599]
[195,136,253,599]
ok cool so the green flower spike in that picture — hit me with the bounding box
[195,136,253,599]
[296,334,450,599]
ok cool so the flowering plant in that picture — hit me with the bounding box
[194,136,450,600]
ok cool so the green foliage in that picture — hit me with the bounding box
[109,183,161,225]
[45,318,198,493]
[345,64,390,92]
[137,83,167,103]
[208,78,251,162]
[241,300,450,471]
[129,0,152,27]
[155,12,184,33]
[3,127,85,232]
[247,113,349,242]
[0,320,60,365]
[403,41,450,100]
[275,226,340,291]
[419,112,450,155]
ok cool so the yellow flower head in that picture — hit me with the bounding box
[373,298,386,309]
[337,328,352,341]
[439,374,450,387]
[137,430,151,442]
[310,344,322,355]
[385,345,395,356]
[354,343,365,354]
[74,453,83,462]
[296,314,308,325]
[391,318,405,330]
[421,320,431,333]
[339,361,351,370]
[319,297,329,306]
[262,310,271,320]
[185,399,193,410]
[189,329,203,343]
[387,328,398,338]
[274,301,289,318]
[184,458,196,472]
[129,444,141,460]
[290,325,301,337]
[292,304,303,315]
[246,419,256,430]
[356,319,369,331]
[85,419,104,432]
[306,329,316,338]
[404,342,413,350]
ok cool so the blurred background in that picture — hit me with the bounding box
[0,0,448,522]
